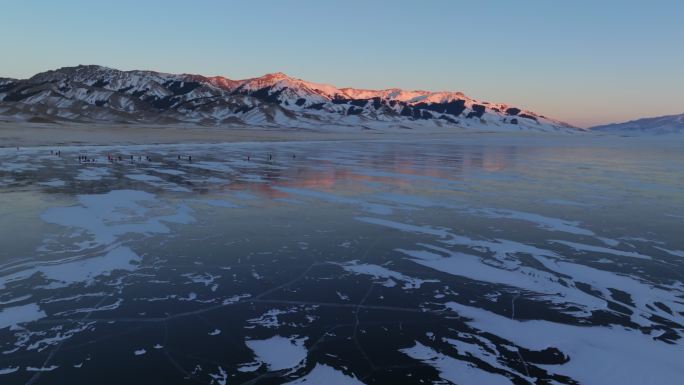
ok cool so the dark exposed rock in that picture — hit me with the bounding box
[3,86,43,102]
[506,107,521,116]
[234,105,254,114]
[307,103,325,110]
[413,99,467,116]
[91,79,110,88]
[347,106,363,115]
[131,89,148,98]
[146,95,180,110]
[439,114,459,124]
[163,80,201,95]
[246,86,284,104]
[331,97,348,105]
[466,104,486,118]
[0,81,16,93]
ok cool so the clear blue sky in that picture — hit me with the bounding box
[1,0,682,127]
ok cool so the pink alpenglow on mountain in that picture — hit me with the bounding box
[0,65,577,132]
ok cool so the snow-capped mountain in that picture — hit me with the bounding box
[591,113,684,134]
[0,65,578,132]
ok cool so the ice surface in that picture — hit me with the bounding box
[1,137,682,384]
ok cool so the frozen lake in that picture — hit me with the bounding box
[0,135,683,384]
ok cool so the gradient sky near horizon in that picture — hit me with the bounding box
[1,0,682,127]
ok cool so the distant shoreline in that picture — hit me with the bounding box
[0,121,563,149]
[0,122,396,148]
[2,121,680,150]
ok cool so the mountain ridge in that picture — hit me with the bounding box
[0,65,579,132]
[590,113,684,135]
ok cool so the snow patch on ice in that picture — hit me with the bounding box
[0,303,46,329]
[551,240,652,260]
[39,179,66,187]
[0,367,19,375]
[338,261,435,289]
[245,335,307,371]
[275,187,393,215]
[75,167,109,181]
[283,364,365,385]
[401,341,514,385]
[446,302,684,385]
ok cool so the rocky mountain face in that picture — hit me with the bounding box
[591,113,684,134]
[0,65,577,131]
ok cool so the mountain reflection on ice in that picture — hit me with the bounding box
[0,135,683,385]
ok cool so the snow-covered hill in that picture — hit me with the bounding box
[591,113,684,135]
[0,65,578,132]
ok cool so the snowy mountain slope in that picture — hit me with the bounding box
[591,113,684,134]
[0,65,578,132]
